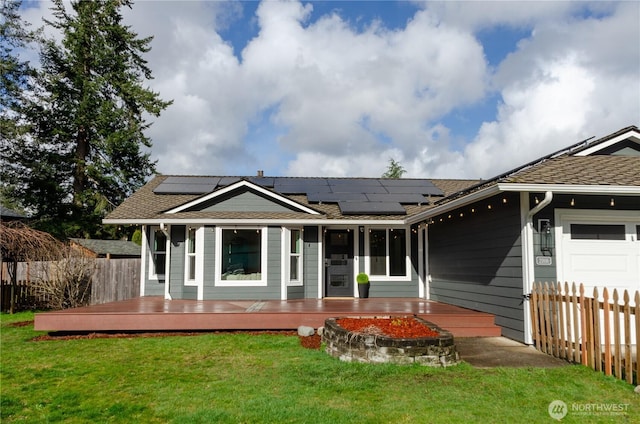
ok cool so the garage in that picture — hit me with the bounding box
[555,209,640,295]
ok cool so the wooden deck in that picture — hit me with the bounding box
[34,297,502,337]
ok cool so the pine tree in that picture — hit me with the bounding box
[381,158,406,179]
[0,0,42,214]
[2,0,171,238]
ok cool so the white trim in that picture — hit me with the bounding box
[280,228,287,300]
[104,218,405,226]
[498,183,640,196]
[353,227,360,297]
[285,227,304,287]
[317,225,323,299]
[184,226,204,300]
[418,226,425,299]
[363,226,412,282]
[573,129,640,156]
[214,226,268,287]
[139,226,147,296]
[163,225,171,300]
[148,226,167,281]
[165,180,321,215]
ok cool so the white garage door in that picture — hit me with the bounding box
[556,210,640,296]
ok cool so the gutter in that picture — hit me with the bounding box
[522,190,553,345]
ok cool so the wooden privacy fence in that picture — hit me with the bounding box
[1,258,140,311]
[530,282,639,385]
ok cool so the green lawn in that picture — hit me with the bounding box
[1,312,638,423]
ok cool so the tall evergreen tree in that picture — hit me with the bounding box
[1,0,171,238]
[0,0,42,213]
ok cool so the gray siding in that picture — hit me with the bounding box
[303,226,319,298]
[200,190,294,213]
[429,192,525,341]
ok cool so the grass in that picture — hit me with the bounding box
[1,312,638,423]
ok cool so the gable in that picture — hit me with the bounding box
[166,180,321,215]
[574,126,640,156]
[193,188,300,213]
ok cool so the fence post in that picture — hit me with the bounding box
[571,282,580,363]
[635,291,640,386]
[593,287,601,372]
[623,290,632,384]
[531,282,540,351]
[602,288,611,376]
[612,289,622,380]
[543,282,553,354]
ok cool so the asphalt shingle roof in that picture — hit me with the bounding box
[105,176,481,222]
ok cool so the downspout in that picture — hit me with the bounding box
[160,223,172,300]
[522,191,553,344]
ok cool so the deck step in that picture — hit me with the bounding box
[418,314,502,338]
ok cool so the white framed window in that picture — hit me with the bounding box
[149,226,167,279]
[184,226,204,286]
[365,227,410,280]
[287,228,303,286]
[215,227,268,286]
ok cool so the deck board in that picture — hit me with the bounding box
[34,297,502,337]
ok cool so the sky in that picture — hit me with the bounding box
[20,0,640,180]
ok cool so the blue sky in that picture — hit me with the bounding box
[21,1,640,179]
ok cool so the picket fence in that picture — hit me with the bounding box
[1,258,140,312]
[530,282,639,385]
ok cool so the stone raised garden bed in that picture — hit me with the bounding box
[323,316,459,367]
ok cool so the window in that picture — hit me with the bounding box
[149,227,167,278]
[217,227,267,286]
[367,228,408,278]
[289,229,302,284]
[570,224,625,240]
[185,227,200,284]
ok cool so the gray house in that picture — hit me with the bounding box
[104,126,640,343]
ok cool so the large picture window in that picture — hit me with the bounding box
[367,228,408,278]
[217,227,267,285]
[149,226,166,279]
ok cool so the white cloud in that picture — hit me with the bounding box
[17,0,639,180]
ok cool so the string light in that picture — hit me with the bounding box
[610,198,615,207]
[487,204,492,210]
[570,198,575,207]
[502,198,507,204]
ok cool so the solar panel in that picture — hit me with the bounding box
[379,179,435,187]
[307,192,368,202]
[274,178,329,186]
[217,177,241,187]
[338,202,407,215]
[329,184,388,194]
[365,193,429,204]
[383,185,444,196]
[278,185,333,195]
[247,177,275,187]
[153,177,219,194]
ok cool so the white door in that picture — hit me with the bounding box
[556,209,640,295]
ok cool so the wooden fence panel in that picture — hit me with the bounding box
[530,282,638,386]
[1,258,140,312]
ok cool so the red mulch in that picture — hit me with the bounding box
[299,334,322,349]
[337,316,439,338]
